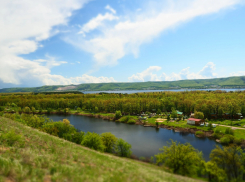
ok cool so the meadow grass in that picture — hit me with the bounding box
[0,117,200,182]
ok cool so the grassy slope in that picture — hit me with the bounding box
[1,76,245,93]
[0,117,200,182]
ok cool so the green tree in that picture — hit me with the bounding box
[115,110,122,120]
[194,112,204,119]
[210,145,244,182]
[81,132,105,152]
[94,106,99,113]
[155,140,204,175]
[171,108,178,119]
[115,138,132,157]
[156,109,161,115]
[101,132,117,153]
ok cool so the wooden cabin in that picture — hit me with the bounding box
[187,118,204,126]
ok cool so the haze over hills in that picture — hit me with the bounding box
[0,76,245,93]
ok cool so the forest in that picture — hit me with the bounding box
[0,90,245,119]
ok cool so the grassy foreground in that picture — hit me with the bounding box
[0,117,200,182]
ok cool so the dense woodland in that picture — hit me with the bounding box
[1,90,245,119]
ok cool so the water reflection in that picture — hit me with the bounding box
[46,114,221,161]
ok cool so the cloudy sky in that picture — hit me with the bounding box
[0,0,245,89]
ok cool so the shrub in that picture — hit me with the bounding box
[47,108,53,114]
[208,123,213,130]
[115,111,122,120]
[225,128,234,135]
[0,106,4,111]
[220,135,234,145]
[194,112,204,119]
[155,140,204,175]
[119,116,130,123]
[214,127,223,134]
[212,133,222,139]
[24,107,30,113]
[234,138,242,145]
[0,112,4,116]
[101,132,117,153]
[0,130,25,147]
[81,132,105,152]
[220,137,230,145]
[115,138,132,157]
[127,119,136,124]
[195,131,205,136]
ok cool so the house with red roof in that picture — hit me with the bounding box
[187,118,204,126]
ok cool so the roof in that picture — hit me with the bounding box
[187,118,202,122]
[177,111,183,115]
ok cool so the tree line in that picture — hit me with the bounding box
[1,90,245,119]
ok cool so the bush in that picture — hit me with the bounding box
[234,138,242,145]
[225,128,234,135]
[220,135,234,145]
[195,131,205,136]
[119,116,130,123]
[155,140,204,175]
[0,106,4,111]
[24,107,30,113]
[115,138,132,157]
[0,112,4,116]
[214,127,223,134]
[127,119,136,124]
[212,133,222,139]
[0,130,25,147]
[115,111,122,120]
[101,132,117,153]
[81,132,105,152]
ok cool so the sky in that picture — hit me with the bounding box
[0,0,245,89]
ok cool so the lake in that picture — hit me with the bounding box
[46,114,221,161]
[83,88,245,94]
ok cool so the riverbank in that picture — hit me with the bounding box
[2,109,245,147]
[0,116,200,182]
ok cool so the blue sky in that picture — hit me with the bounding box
[0,0,245,88]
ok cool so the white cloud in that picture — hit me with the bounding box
[128,62,218,82]
[229,71,245,76]
[70,0,242,67]
[78,12,119,36]
[105,5,116,14]
[0,0,100,88]
[128,66,162,82]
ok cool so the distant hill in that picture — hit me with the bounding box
[1,76,245,93]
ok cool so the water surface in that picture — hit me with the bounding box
[47,114,221,161]
[83,88,245,94]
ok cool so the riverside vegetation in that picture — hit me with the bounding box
[2,91,245,181]
[1,114,245,181]
[2,91,245,145]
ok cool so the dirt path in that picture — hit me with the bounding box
[216,124,245,130]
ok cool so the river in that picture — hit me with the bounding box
[83,88,245,94]
[46,114,221,161]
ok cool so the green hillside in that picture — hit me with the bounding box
[0,117,199,182]
[1,76,245,93]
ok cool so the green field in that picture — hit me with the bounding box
[1,76,245,93]
[0,117,200,182]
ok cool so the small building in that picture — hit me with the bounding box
[177,111,183,116]
[190,113,195,118]
[234,113,243,120]
[187,118,204,126]
[223,113,231,119]
[211,113,217,119]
